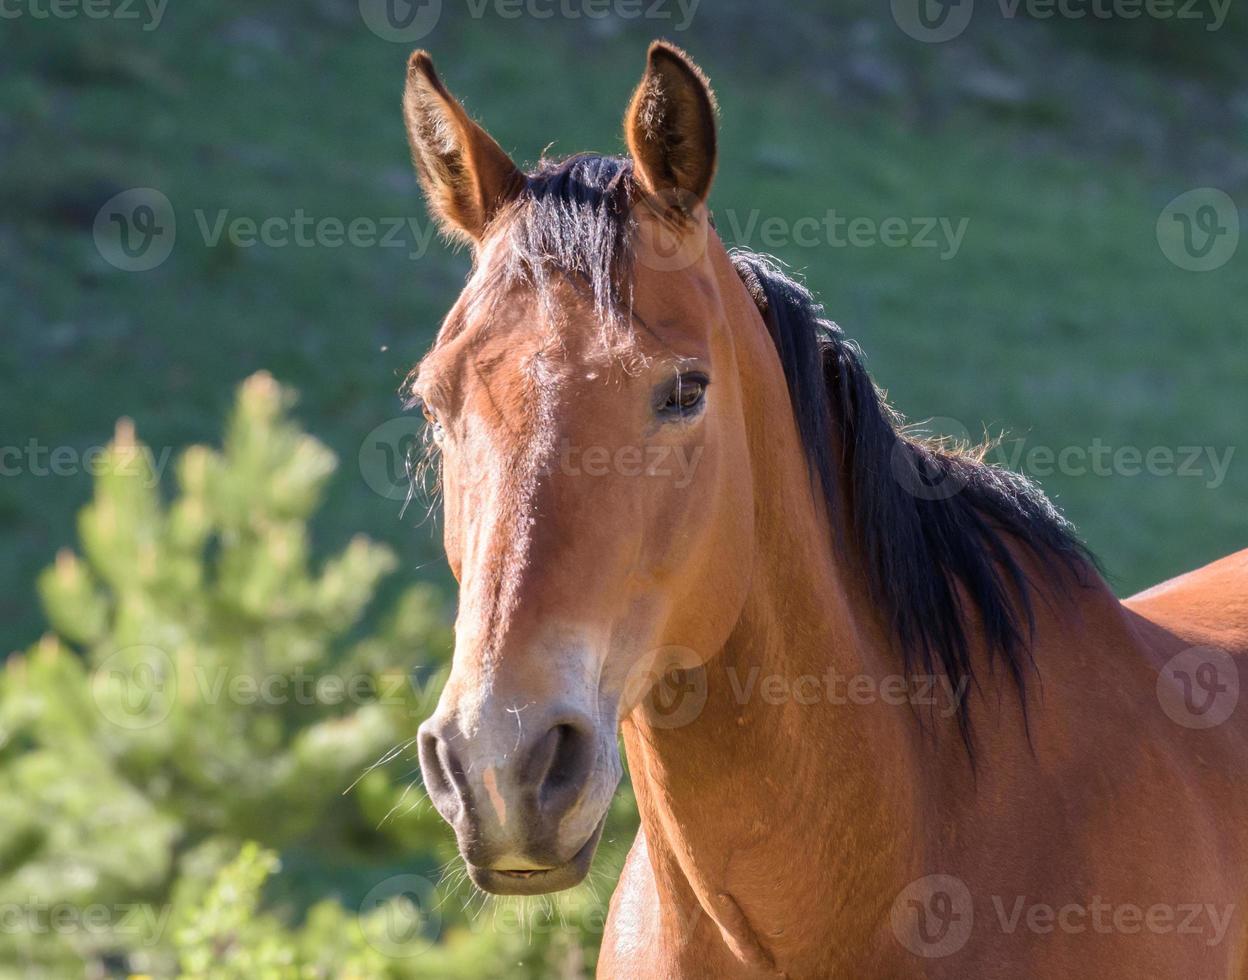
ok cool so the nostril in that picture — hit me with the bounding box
[418,726,466,817]
[529,721,594,815]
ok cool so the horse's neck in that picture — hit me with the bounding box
[620,462,923,972]
[620,490,1125,972]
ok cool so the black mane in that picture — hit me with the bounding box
[474,153,1095,752]
[731,252,1093,753]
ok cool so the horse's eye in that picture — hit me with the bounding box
[415,399,444,440]
[657,373,709,420]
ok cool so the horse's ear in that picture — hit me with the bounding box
[624,40,718,206]
[403,51,524,245]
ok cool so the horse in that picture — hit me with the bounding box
[400,41,1248,978]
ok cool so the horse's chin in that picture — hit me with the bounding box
[465,815,607,896]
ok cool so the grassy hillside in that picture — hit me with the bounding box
[2,0,1246,656]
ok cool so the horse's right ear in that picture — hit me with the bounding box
[403,51,524,246]
[624,40,718,207]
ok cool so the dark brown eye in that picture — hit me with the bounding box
[414,399,444,440]
[657,373,709,419]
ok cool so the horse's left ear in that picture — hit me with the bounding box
[403,51,524,245]
[624,40,718,206]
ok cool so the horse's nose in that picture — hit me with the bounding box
[417,709,596,850]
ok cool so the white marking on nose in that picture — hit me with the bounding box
[482,766,507,827]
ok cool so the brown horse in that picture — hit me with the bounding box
[401,41,1248,978]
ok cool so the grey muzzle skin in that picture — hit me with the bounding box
[417,704,617,895]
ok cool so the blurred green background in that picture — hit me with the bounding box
[1,0,1245,975]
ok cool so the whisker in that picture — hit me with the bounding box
[377,779,417,828]
[344,734,422,794]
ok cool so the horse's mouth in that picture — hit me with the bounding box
[467,815,607,896]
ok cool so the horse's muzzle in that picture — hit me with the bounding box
[417,707,615,895]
